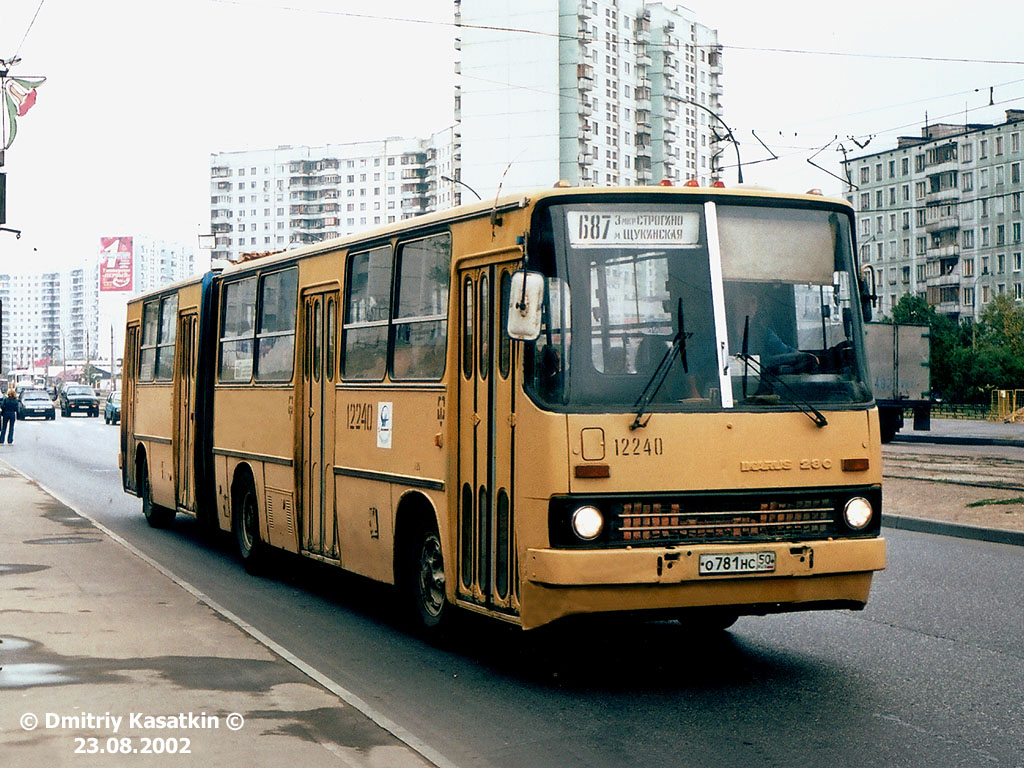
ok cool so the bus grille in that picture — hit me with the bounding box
[615,499,835,544]
[549,488,880,548]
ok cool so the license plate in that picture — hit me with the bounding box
[699,551,775,576]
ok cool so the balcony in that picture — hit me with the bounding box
[926,243,960,259]
[925,215,960,233]
[926,186,960,203]
[926,159,958,176]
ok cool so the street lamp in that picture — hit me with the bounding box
[683,99,743,185]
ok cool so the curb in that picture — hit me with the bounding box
[882,514,1024,547]
[892,432,1024,449]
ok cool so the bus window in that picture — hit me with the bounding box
[326,297,336,381]
[155,295,178,381]
[462,276,473,379]
[139,295,177,382]
[498,271,511,379]
[343,245,391,380]
[255,268,298,382]
[219,277,257,383]
[479,273,490,380]
[139,300,160,381]
[391,233,451,380]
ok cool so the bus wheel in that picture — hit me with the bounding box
[140,462,175,529]
[405,524,449,633]
[234,480,267,574]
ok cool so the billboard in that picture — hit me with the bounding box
[99,237,133,292]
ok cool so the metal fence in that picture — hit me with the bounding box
[990,389,1024,422]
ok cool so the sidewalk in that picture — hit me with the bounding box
[893,416,1024,447]
[0,463,431,768]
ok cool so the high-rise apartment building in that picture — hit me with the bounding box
[454,0,723,197]
[0,270,82,369]
[209,129,457,263]
[0,237,200,372]
[843,110,1024,321]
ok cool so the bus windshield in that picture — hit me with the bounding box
[525,200,871,413]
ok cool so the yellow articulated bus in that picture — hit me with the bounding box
[122,185,885,632]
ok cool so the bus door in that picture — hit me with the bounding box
[457,263,519,613]
[300,289,339,560]
[174,312,198,511]
[122,323,140,493]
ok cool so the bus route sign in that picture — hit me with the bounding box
[566,210,700,248]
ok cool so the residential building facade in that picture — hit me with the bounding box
[209,129,458,263]
[843,110,1024,321]
[454,0,724,198]
[0,271,61,370]
[1,237,199,373]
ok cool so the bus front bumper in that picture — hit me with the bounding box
[520,537,885,630]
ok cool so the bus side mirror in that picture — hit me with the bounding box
[859,266,877,322]
[507,270,545,341]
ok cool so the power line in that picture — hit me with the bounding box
[12,0,46,59]
[716,44,1024,67]
[207,0,573,40]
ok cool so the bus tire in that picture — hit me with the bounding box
[404,522,450,634]
[233,478,267,574]
[140,461,175,529]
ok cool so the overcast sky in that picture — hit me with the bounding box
[2,0,1023,271]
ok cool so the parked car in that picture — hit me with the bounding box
[59,384,99,417]
[104,391,121,424]
[18,389,56,420]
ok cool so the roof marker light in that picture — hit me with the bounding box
[712,180,726,188]
[658,179,673,186]
[684,179,700,187]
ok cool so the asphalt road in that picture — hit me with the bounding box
[5,414,1023,768]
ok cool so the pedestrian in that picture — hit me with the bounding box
[0,388,18,444]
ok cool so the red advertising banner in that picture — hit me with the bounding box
[99,236,133,292]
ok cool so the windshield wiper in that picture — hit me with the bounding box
[631,299,690,430]
[737,316,827,428]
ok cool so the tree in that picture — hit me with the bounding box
[977,294,1024,359]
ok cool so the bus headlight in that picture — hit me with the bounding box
[572,505,604,540]
[843,497,874,530]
